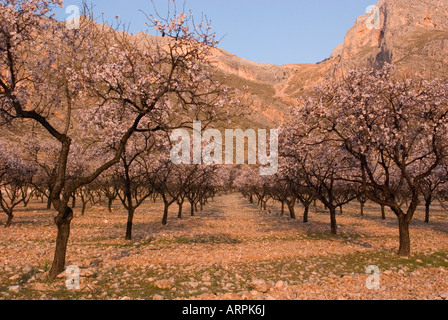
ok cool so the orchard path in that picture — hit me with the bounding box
[111,192,371,267]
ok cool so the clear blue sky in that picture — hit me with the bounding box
[53,0,376,65]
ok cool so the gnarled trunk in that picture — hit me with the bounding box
[5,213,13,228]
[48,207,73,279]
[287,199,296,220]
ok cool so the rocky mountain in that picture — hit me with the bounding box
[212,0,448,126]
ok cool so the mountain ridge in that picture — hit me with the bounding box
[210,0,448,126]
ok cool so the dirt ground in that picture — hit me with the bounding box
[1,193,448,300]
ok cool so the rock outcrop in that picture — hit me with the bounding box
[331,0,448,74]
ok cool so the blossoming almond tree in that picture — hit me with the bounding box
[0,0,240,279]
[281,128,357,235]
[277,159,316,222]
[0,143,35,227]
[297,65,448,255]
[115,133,160,240]
[420,164,448,224]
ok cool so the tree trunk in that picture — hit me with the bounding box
[424,197,431,224]
[162,202,169,226]
[125,207,134,240]
[287,200,296,219]
[381,205,386,220]
[281,201,285,216]
[46,196,52,210]
[81,202,86,216]
[249,194,254,204]
[48,207,73,279]
[123,166,134,240]
[178,202,183,219]
[339,205,343,215]
[71,195,76,208]
[5,213,13,228]
[398,217,411,256]
[108,197,113,213]
[23,197,29,208]
[330,207,337,235]
[190,200,195,217]
[360,202,364,217]
[303,205,309,223]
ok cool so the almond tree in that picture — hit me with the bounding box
[192,165,219,212]
[0,0,239,278]
[98,173,119,213]
[115,133,157,240]
[266,175,297,219]
[0,144,35,227]
[356,189,368,217]
[281,130,356,234]
[151,156,180,226]
[420,165,448,224]
[76,185,95,216]
[297,65,448,255]
[277,160,316,222]
[269,178,291,217]
[150,153,219,224]
[233,168,258,205]
[174,164,201,219]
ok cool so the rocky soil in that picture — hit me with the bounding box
[1,193,448,300]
